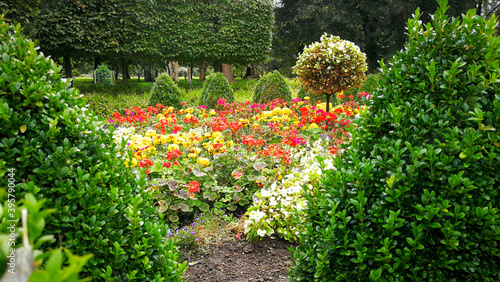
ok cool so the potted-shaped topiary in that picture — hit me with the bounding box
[290,0,500,280]
[199,72,235,109]
[293,34,367,112]
[253,70,293,104]
[149,73,183,109]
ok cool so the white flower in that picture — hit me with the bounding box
[260,189,271,198]
[257,229,266,237]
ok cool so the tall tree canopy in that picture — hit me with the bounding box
[2,0,273,79]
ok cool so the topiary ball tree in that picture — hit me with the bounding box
[293,34,367,112]
[290,0,500,281]
[252,70,293,104]
[199,72,235,109]
[149,73,182,109]
[0,17,186,280]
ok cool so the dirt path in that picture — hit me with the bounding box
[183,235,296,282]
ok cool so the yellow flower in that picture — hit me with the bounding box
[188,153,197,158]
[309,123,319,129]
[304,96,310,100]
[197,157,210,166]
[186,108,194,114]
[209,109,217,116]
[226,140,235,147]
[168,144,180,151]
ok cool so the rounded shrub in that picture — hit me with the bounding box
[293,34,367,110]
[199,72,234,109]
[290,1,500,281]
[252,70,293,104]
[296,86,322,105]
[149,73,182,109]
[0,17,186,280]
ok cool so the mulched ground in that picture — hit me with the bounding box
[182,234,297,282]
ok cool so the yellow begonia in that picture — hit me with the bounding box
[309,123,319,129]
[168,144,180,151]
[209,109,217,116]
[304,96,310,100]
[186,108,194,114]
[197,157,210,166]
[188,153,197,158]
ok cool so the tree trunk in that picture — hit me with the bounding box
[363,16,378,74]
[199,62,208,81]
[144,65,152,82]
[213,62,223,73]
[94,56,102,70]
[222,63,236,83]
[63,56,73,87]
[187,66,192,86]
[244,65,257,79]
[168,61,180,82]
[121,59,128,84]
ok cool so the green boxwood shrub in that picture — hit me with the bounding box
[296,86,322,105]
[290,1,500,281]
[199,72,234,109]
[253,70,292,104]
[0,17,186,280]
[149,73,182,109]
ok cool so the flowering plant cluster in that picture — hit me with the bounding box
[293,34,368,96]
[243,138,334,242]
[109,92,370,229]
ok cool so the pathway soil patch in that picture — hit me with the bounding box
[183,235,296,281]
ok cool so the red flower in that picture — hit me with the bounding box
[163,162,171,168]
[187,180,201,194]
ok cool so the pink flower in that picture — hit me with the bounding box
[217,98,227,105]
[108,119,114,123]
[181,102,186,106]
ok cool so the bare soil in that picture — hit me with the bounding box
[182,234,296,282]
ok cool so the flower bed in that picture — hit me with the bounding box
[109,93,371,239]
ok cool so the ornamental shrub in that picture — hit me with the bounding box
[149,73,182,110]
[293,34,367,105]
[253,71,292,104]
[296,86,322,105]
[290,1,500,281]
[94,63,114,85]
[199,72,234,109]
[0,17,186,280]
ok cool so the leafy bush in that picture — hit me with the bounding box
[0,191,91,281]
[253,71,292,104]
[199,73,235,109]
[149,73,183,110]
[290,1,500,281]
[296,86,322,105]
[94,63,114,85]
[0,17,186,280]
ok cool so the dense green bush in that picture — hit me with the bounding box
[0,17,186,280]
[199,72,234,109]
[94,64,114,85]
[149,73,183,109]
[296,86,322,105]
[253,71,292,104]
[290,1,500,281]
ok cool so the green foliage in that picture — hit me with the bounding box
[149,74,183,110]
[290,1,500,280]
[253,71,293,104]
[0,190,91,281]
[199,73,234,109]
[76,81,152,120]
[0,17,186,280]
[296,86,322,105]
[94,64,114,85]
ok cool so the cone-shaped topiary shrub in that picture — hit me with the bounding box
[253,70,292,104]
[199,72,234,109]
[296,86,322,105]
[149,73,182,109]
[0,17,186,280]
[290,1,500,281]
